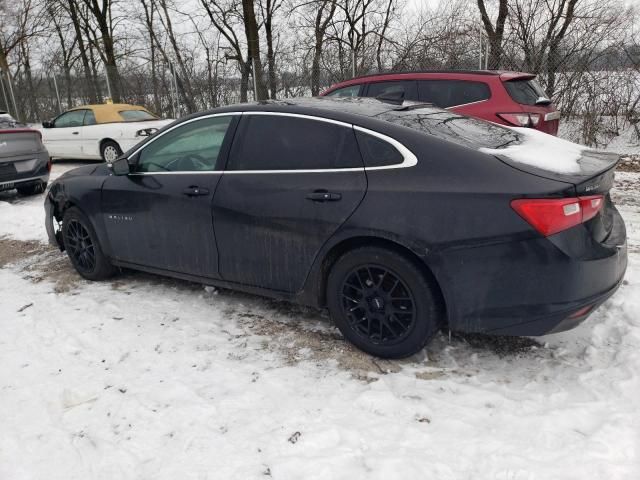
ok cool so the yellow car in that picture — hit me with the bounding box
[40,103,173,161]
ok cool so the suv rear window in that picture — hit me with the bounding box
[503,78,549,106]
[418,80,490,108]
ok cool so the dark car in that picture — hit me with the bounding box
[0,122,51,196]
[322,71,561,135]
[44,98,626,358]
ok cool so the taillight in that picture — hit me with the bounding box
[47,158,52,172]
[511,195,605,236]
[497,113,540,127]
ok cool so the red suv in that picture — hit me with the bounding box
[321,70,560,135]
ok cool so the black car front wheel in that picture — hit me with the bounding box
[62,207,117,280]
[327,247,442,358]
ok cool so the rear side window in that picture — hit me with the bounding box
[325,85,361,97]
[355,131,404,167]
[418,80,490,108]
[367,81,418,101]
[119,109,157,121]
[503,79,549,106]
[228,115,362,170]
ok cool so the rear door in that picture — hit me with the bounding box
[101,114,237,278]
[212,113,367,293]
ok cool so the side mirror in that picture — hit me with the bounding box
[42,120,54,128]
[109,156,131,175]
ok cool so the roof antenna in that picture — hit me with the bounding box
[375,91,405,106]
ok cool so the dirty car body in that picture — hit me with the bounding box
[45,98,627,357]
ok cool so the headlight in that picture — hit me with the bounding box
[136,127,158,137]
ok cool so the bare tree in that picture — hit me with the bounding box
[477,0,508,69]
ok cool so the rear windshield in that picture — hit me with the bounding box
[377,108,520,150]
[503,78,549,106]
[119,109,157,121]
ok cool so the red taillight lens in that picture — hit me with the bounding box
[497,112,540,127]
[511,195,604,236]
[47,158,52,172]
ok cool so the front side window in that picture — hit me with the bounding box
[227,115,362,171]
[54,110,87,128]
[136,116,233,172]
[119,109,158,122]
[418,80,491,108]
[367,81,418,101]
[84,110,97,126]
[325,85,361,97]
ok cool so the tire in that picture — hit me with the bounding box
[100,140,122,163]
[62,207,117,280]
[326,246,442,359]
[16,181,47,196]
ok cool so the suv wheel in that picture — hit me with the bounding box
[62,207,117,280]
[101,140,122,163]
[327,247,442,358]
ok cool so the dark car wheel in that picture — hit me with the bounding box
[17,181,47,196]
[327,247,442,359]
[62,207,117,280]
[101,140,122,163]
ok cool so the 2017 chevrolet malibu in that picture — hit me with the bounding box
[44,98,627,358]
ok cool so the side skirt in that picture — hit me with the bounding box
[110,259,321,308]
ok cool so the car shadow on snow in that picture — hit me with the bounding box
[1,236,547,379]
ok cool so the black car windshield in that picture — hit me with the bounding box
[119,109,158,122]
[377,109,520,150]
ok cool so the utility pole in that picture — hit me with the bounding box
[52,74,62,113]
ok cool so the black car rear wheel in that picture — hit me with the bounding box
[62,207,116,280]
[327,247,442,358]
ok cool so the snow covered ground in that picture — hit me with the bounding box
[1,162,639,479]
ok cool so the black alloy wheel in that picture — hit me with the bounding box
[327,246,442,358]
[64,219,96,274]
[341,265,416,345]
[62,207,117,280]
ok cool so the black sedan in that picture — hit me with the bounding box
[45,98,627,358]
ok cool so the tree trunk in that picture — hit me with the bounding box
[242,0,269,101]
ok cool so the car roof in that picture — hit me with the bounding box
[68,103,151,123]
[322,70,537,93]
[207,97,438,122]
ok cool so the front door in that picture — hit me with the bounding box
[213,113,367,293]
[101,114,237,278]
[42,109,87,158]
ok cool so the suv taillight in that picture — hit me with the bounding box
[497,113,540,128]
[511,196,604,236]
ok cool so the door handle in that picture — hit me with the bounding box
[306,190,342,202]
[182,186,210,196]
[72,131,79,135]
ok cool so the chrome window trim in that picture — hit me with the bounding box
[127,110,417,175]
[126,112,242,161]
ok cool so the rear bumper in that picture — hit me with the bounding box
[0,154,50,190]
[434,208,628,337]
